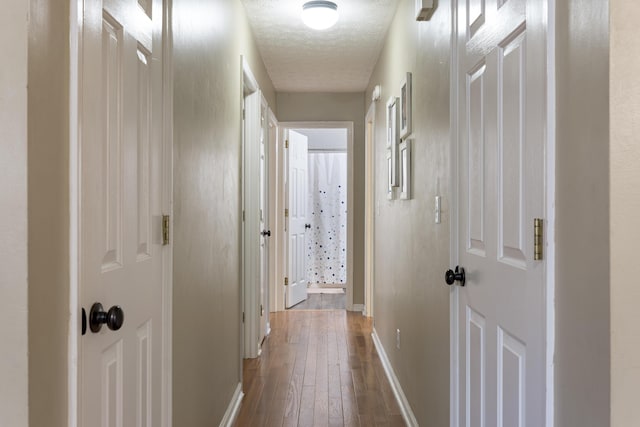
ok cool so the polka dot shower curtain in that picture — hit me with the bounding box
[307,152,347,285]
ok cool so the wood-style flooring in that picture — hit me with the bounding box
[288,293,346,310]
[234,310,405,426]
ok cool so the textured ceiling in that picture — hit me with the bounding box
[241,0,400,92]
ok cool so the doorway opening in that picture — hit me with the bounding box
[292,127,347,311]
[274,122,354,312]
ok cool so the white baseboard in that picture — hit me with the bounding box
[371,328,419,427]
[219,382,244,427]
[350,303,365,314]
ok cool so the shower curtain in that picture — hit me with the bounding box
[307,152,347,285]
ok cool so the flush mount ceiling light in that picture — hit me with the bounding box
[302,1,339,30]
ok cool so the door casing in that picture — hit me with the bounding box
[241,56,263,359]
[364,103,376,317]
[275,121,355,311]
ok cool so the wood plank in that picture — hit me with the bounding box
[234,310,405,426]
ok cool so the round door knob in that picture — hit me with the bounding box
[445,266,465,286]
[261,229,271,237]
[89,303,125,333]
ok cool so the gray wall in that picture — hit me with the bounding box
[364,0,452,424]
[611,0,640,424]
[27,0,71,425]
[276,92,366,304]
[555,1,610,425]
[0,0,29,425]
[172,0,275,424]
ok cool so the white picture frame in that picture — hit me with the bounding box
[386,96,400,186]
[415,0,436,21]
[387,150,394,200]
[399,139,411,200]
[400,72,412,139]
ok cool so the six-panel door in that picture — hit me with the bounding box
[80,0,165,425]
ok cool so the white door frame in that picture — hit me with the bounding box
[68,0,174,425]
[448,0,556,426]
[364,103,376,317]
[241,56,262,359]
[276,121,355,311]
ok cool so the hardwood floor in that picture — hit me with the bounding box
[288,293,346,310]
[234,310,405,427]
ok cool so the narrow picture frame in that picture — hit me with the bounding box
[386,96,400,186]
[399,139,412,200]
[415,0,436,21]
[400,72,412,139]
[387,150,394,200]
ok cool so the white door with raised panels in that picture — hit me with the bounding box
[259,100,269,345]
[454,0,547,425]
[286,130,309,308]
[79,0,166,425]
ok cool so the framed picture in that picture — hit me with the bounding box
[386,96,400,186]
[399,139,411,200]
[387,150,394,200]
[415,0,436,21]
[400,72,412,139]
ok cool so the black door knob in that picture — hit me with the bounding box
[305,223,311,229]
[445,266,465,286]
[89,303,125,333]
[261,230,271,237]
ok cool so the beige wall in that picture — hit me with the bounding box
[555,0,610,425]
[172,0,275,424]
[27,0,70,425]
[276,92,366,304]
[0,1,29,425]
[610,0,640,424]
[364,0,451,424]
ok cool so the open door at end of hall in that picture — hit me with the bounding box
[285,130,309,308]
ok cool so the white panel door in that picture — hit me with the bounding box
[286,130,309,308]
[80,0,165,425]
[258,100,269,346]
[455,0,547,425]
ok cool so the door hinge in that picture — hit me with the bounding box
[284,208,289,218]
[162,215,170,246]
[260,304,264,316]
[242,108,245,120]
[242,210,245,222]
[285,139,289,149]
[534,218,543,260]
[284,277,289,286]
[242,312,245,323]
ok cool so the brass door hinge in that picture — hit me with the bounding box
[285,139,289,149]
[534,218,543,260]
[260,304,264,316]
[242,312,245,323]
[162,215,170,246]
[284,277,289,286]
[284,208,289,218]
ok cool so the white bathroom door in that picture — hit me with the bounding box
[79,0,166,425]
[286,130,309,308]
[454,0,547,425]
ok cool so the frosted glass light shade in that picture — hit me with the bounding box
[302,1,339,30]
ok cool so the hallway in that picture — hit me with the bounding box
[235,311,404,426]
